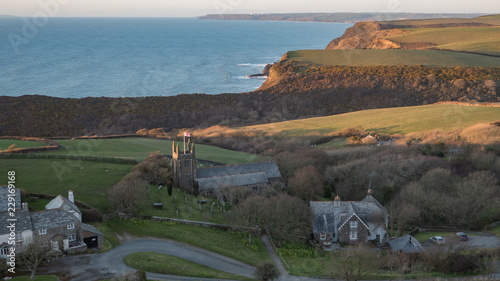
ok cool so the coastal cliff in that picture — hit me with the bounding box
[325,22,405,50]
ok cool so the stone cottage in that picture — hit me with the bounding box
[310,190,388,246]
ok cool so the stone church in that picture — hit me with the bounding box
[171,141,281,197]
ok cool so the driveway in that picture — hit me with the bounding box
[420,232,500,249]
[40,239,256,281]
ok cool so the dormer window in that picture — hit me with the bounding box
[67,223,75,230]
[39,228,47,235]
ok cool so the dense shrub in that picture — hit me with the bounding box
[440,254,480,274]
[81,208,103,223]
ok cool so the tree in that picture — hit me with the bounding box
[18,239,52,280]
[108,177,149,213]
[0,257,7,278]
[130,151,172,185]
[229,195,264,245]
[255,262,279,281]
[288,165,323,202]
[455,171,498,227]
[331,244,377,281]
[167,178,173,196]
[261,193,312,245]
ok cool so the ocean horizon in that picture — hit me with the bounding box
[0,17,351,98]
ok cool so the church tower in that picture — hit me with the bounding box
[172,140,196,193]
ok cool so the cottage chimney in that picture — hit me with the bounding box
[334,196,341,207]
[22,202,28,210]
[367,189,373,196]
[68,190,74,203]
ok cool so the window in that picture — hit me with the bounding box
[67,223,75,230]
[350,220,358,240]
[68,234,76,241]
[320,233,326,240]
[0,247,8,257]
[39,228,47,235]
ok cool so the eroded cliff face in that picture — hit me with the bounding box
[325,22,406,50]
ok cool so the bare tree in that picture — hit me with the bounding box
[261,193,312,245]
[229,195,264,245]
[288,165,323,202]
[108,177,149,213]
[18,239,52,280]
[331,244,377,281]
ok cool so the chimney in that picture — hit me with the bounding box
[334,196,341,207]
[367,189,373,197]
[22,202,28,210]
[68,190,74,203]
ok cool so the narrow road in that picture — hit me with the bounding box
[38,234,500,281]
[40,239,256,281]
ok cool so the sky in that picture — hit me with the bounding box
[2,0,499,18]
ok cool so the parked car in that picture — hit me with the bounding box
[430,236,446,245]
[456,232,468,241]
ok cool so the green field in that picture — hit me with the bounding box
[286,49,500,67]
[383,14,500,28]
[0,140,46,151]
[384,26,500,56]
[46,137,257,164]
[0,159,133,212]
[240,104,500,136]
[124,252,247,280]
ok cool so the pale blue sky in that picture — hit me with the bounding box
[2,0,498,17]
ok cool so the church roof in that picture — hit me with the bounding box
[196,161,281,179]
[197,171,268,191]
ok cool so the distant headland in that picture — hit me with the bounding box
[198,12,487,23]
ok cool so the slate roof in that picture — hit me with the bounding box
[389,234,424,253]
[310,194,387,235]
[0,209,33,235]
[46,195,81,215]
[196,161,281,179]
[0,186,21,212]
[81,223,104,237]
[197,171,268,191]
[30,209,80,230]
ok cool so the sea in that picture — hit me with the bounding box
[0,17,352,98]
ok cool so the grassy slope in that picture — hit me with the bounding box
[286,49,500,67]
[101,219,271,266]
[0,140,46,150]
[47,137,257,164]
[240,104,500,136]
[142,186,227,223]
[0,159,133,212]
[124,252,247,280]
